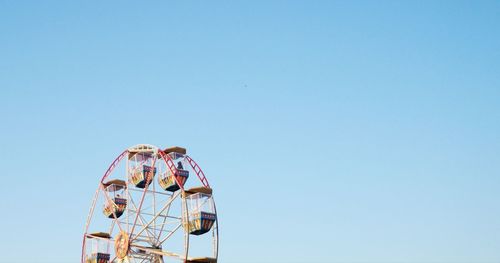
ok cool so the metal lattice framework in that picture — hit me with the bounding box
[82,144,218,263]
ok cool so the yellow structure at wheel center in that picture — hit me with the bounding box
[114,231,129,259]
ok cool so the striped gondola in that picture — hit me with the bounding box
[187,211,216,236]
[158,169,189,192]
[103,197,127,219]
[130,165,156,188]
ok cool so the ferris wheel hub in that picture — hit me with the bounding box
[115,231,130,259]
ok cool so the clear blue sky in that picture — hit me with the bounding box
[1,1,499,262]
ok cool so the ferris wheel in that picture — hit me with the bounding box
[82,144,219,263]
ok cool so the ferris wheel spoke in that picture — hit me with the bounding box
[129,185,151,240]
[137,256,149,263]
[125,255,135,263]
[109,219,117,235]
[152,168,157,236]
[131,190,181,242]
[129,158,157,237]
[158,222,182,245]
[128,195,157,244]
[155,192,176,244]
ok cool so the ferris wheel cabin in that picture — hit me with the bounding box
[159,167,189,191]
[130,165,156,188]
[128,145,158,189]
[158,146,189,191]
[85,232,111,263]
[185,187,217,236]
[102,179,127,219]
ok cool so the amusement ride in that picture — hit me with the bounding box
[82,144,218,263]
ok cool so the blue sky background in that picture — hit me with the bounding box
[1,1,499,262]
